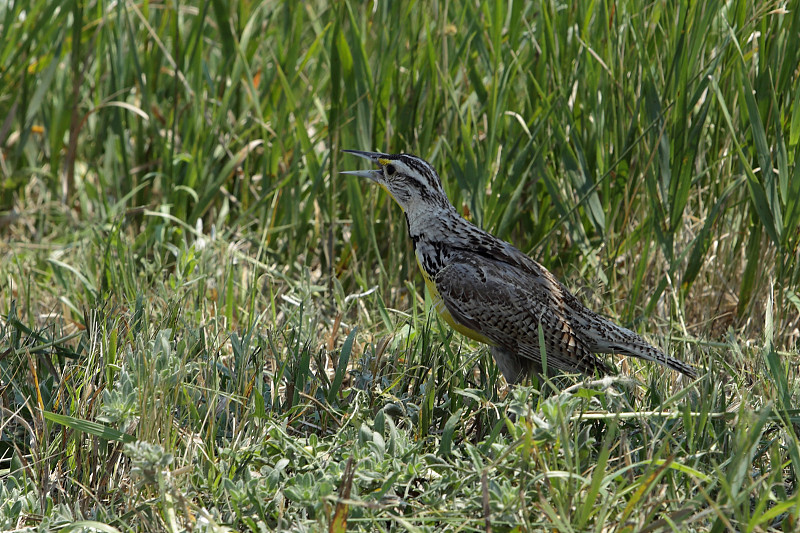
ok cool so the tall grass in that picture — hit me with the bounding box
[1,0,799,530]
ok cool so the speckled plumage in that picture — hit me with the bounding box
[343,150,697,383]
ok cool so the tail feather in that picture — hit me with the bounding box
[580,315,697,378]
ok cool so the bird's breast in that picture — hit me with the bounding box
[413,240,446,278]
[414,244,494,345]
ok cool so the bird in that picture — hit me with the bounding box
[342,150,697,383]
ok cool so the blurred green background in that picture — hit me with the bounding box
[3,1,798,337]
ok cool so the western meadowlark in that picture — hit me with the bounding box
[343,150,697,383]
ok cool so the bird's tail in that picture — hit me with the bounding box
[582,315,697,378]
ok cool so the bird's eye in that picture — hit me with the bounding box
[386,164,396,175]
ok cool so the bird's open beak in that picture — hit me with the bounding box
[341,150,390,181]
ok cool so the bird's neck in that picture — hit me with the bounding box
[404,204,468,245]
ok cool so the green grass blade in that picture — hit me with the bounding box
[43,411,136,444]
[328,326,357,404]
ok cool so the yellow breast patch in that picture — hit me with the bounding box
[415,256,494,345]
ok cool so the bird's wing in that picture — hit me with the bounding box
[433,251,610,376]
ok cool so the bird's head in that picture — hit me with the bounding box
[342,150,451,215]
